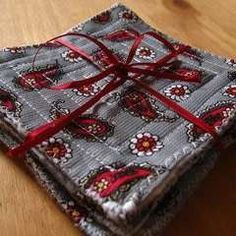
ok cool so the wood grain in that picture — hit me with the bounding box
[0,1,235,235]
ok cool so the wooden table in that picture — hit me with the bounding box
[0,1,235,235]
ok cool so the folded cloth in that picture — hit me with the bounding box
[0,124,235,236]
[0,3,236,235]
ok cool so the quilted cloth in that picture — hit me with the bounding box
[0,3,236,235]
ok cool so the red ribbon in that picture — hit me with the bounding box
[8,31,218,157]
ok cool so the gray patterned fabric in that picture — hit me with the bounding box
[0,123,235,236]
[0,3,236,235]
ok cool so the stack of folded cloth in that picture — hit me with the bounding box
[0,4,235,236]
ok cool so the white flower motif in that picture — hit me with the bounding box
[27,78,37,86]
[129,132,163,156]
[61,50,82,63]
[40,137,72,164]
[136,47,156,60]
[93,178,109,193]
[4,47,24,54]
[71,24,84,32]
[73,83,99,97]
[164,84,191,102]
[223,107,235,118]
[225,58,236,67]
[118,10,137,23]
[223,84,236,98]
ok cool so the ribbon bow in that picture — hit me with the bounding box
[8,31,218,157]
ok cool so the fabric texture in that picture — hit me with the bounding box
[0,3,236,235]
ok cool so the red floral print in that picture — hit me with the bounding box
[187,102,236,141]
[14,63,61,91]
[223,84,236,98]
[129,132,163,156]
[66,115,114,141]
[93,178,110,193]
[4,47,25,54]
[80,163,160,199]
[73,83,99,97]
[118,10,137,23]
[40,137,72,164]
[49,102,114,142]
[225,58,236,67]
[175,68,201,82]
[164,84,191,102]
[61,50,82,63]
[92,11,111,24]
[121,89,157,121]
[120,89,177,122]
[136,46,156,60]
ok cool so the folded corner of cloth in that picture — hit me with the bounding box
[0,3,236,236]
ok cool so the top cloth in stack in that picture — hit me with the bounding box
[0,3,235,236]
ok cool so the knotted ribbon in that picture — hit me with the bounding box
[8,31,218,157]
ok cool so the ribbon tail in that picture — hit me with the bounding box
[7,115,69,157]
[129,76,218,139]
[129,68,200,83]
[50,65,116,90]
[8,77,126,158]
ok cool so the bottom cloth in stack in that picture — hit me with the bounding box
[0,124,235,236]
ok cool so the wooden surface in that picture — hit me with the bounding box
[0,0,235,235]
